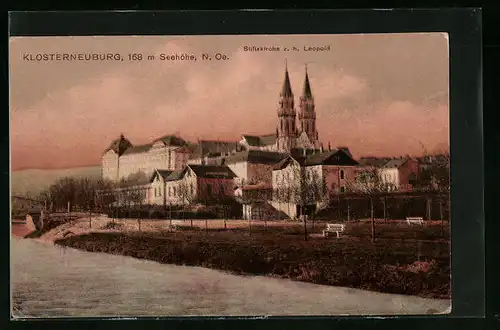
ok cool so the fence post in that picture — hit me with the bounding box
[303,209,308,241]
[426,197,432,221]
[440,199,444,237]
[347,199,350,222]
[383,197,387,223]
[370,197,375,243]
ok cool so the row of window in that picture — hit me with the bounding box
[275,169,345,182]
[152,182,228,199]
[153,184,195,198]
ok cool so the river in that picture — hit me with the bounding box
[11,237,451,318]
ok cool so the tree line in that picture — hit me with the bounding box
[37,171,150,213]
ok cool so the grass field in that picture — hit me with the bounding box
[54,219,451,299]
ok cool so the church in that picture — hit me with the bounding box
[101,65,328,182]
[100,65,365,218]
[238,64,321,153]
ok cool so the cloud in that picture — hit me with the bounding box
[10,34,449,170]
[319,101,449,157]
[313,68,368,101]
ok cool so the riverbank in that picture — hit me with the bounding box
[54,226,451,299]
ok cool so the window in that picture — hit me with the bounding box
[191,183,194,195]
[173,187,177,196]
[340,186,345,193]
[340,170,345,180]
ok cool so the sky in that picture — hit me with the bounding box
[9,34,449,170]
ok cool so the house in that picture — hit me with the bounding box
[149,169,175,206]
[224,149,286,186]
[379,157,420,191]
[163,164,237,206]
[351,156,393,191]
[271,148,359,218]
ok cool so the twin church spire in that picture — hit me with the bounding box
[276,63,318,152]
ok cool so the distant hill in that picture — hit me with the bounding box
[11,165,101,198]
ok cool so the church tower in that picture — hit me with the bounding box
[276,63,297,152]
[298,65,319,147]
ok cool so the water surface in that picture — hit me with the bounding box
[11,238,450,318]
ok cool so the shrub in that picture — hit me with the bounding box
[101,221,124,230]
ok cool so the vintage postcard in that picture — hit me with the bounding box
[10,33,451,318]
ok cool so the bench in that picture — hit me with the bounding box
[323,223,345,238]
[406,217,424,225]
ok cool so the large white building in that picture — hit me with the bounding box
[101,134,192,182]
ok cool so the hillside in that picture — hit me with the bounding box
[11,165,101,198]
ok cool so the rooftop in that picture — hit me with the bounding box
[225,149,285,165]
[241,134,277,147]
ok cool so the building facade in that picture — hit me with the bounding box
[147,165,237,207]
[379,157,420,191]
[271,149,359,218]
[101,134,192,182]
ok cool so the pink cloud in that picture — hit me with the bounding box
[10,35,449,170]
[319,101,449,158]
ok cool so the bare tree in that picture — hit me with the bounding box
[39,189,54,213]
[294,166,328,240]
[76,178,95,228]
[416,152,450,193]
[176,179,196,227]
[346,167,397,242]
[128,187,146,231]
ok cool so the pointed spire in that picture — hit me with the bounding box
[120,133,125,140]
[302,64,313,99]
[281,60,293,97]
